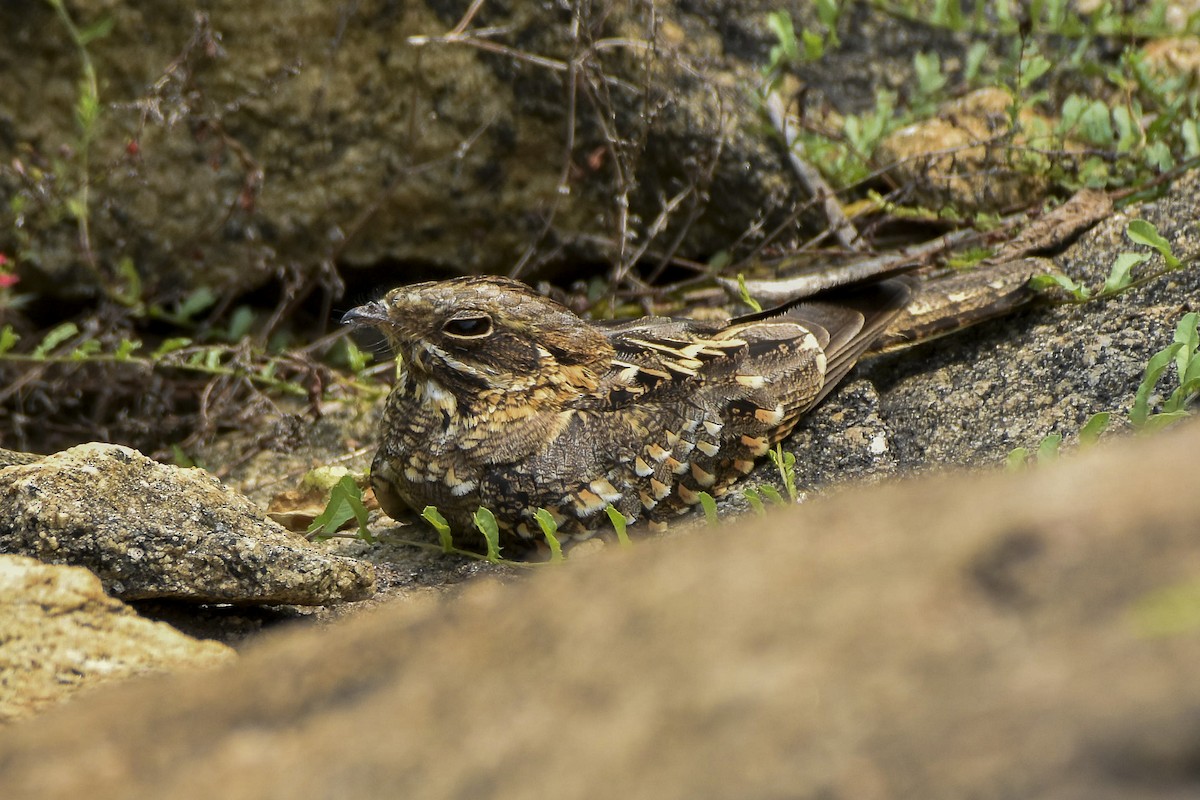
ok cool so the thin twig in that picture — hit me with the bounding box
[763,90,862,252]
[449,0,488,36]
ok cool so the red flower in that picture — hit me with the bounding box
[0,255,18,288]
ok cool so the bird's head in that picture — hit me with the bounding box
[342,276,614,403]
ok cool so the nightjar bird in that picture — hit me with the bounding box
[343,275,911,548]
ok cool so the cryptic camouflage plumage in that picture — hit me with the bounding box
[344,275,910,547]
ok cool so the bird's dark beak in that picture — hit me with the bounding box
[341,300,389,328]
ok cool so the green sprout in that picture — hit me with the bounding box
[604,505,633,548]
[421,506,455,553]
[534,508,565,562]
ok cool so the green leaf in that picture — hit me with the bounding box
[0,325,20,356]
[913,52,947,97]
[766,11,796,54]
[737,273,763,313]
[1126,219,1180,268]
[1101,252,1149,295]
[1036,433,1062,462]
[152,337,192,358]
[931,0,964,28]
[1131,342,1185,427]
[421,506,455,553]
[113,256,143,308]
[77,15,114,45]
[816,0,840,29]
[473,506,502,563]
[1181,119,1200,158]
[1139,410,1193,432]
[1181,336,1200,386]
[65,196,87,221]
[1029,272,1090,300]
[1142,140,1173,172]
[765,11,798,69]
[964,41,988,83]
[307,475,371,542]
[343,338,370,373]
[170,444,196,468]
[1181,359,1200,396]
[1171,312,1199,376]
[800,29,825,61]
[31,322,79,359]
[1077,100,1114,146]
[1112,105,1138,151]
[768,444,797,502]
[175,287,218,322]
[1059,94,1087,135]
[743,488,766,516]
[1164,375,1200,414]
[69,339,102,360]
[225,306,256,341]
[758,485,786,507]
[534,509,564,562]
[698,491,718,526]
[1079,412,1110,446]
[1018,53,1052,90]
[74,77,100,131]
[604,505,632,547]
[1005,447,1029,471]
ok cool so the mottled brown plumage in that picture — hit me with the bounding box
[344,276,911,548]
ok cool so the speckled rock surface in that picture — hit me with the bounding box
[0,421,1197,798]
[0,554,234,724]
[0,444,375,605]
[756,168,1200,500]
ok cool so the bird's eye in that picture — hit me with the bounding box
[442,314,493,338]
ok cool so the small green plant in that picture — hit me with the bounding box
[1006,430,1071,470]
[762,3,843,90]
[533,508,565,562]
[0,321,377,399]
[604,505,633,547]
[742,445,796,512]
[307,475,372,542]
[44,0,111,273]
[473,506,502,563]
[911,51,949,117]
[767,443,798,502]
[1030,220,1185,303]
[697,491,719,525]
[762,11,799,89]
[736,273,763,313]
[1130,312,1200,431]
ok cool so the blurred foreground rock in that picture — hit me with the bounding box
[0,555,233,724]
[0,444,374,605]
[2,422,1198,798]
